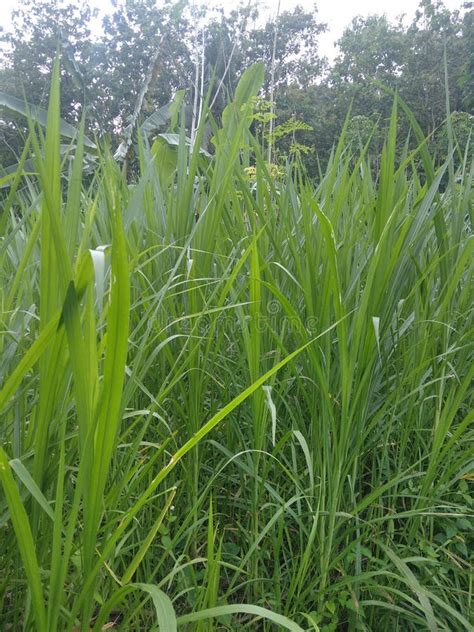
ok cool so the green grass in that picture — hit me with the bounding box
[0,61,473,631]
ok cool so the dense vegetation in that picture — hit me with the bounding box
[0,48,473,631]
[1,0,473,629]
[0,0,473,171]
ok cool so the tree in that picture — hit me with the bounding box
[326,14,407,140]
[95,0,194,136]
[0,0,96,114]
[400,0,468,134]
[1,0,470,174]
[199,3,326,116]
[458,3,474,111]
[332,14,406,86]
[0,0,96,165]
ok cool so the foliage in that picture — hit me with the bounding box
[0,0,96,166]
[275,0,473,171]
[96,0,193,134]
[0,59,473,631]
[1,0,472,173]
[433,110,474,164]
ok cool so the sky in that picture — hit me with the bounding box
[0,0,465,60]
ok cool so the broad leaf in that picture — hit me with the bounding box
[0,91,96,149]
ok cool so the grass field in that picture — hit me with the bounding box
[0,61,473,631]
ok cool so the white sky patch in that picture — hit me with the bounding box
[0,0,465,61]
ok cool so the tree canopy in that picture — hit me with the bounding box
[0,0,472,170]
